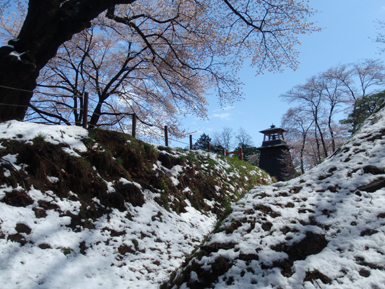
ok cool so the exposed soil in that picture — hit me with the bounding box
[1,127,271,289]
[1,127,265,249]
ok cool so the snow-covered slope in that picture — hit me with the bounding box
[164,108,385,288]
[0,121,271,289]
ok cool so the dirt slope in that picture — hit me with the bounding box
[163,108,385,288]
[0,123,271,288]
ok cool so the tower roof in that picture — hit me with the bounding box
[259,124,287,134]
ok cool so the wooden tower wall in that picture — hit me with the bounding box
[258,145,296,181]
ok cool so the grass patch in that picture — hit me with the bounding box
[160,179,169,191]
[132,239,139,250]
[186,151,199,166]
[61,247,74,255]
[160,193,169,209]
[35,132,47,142]
[286,202,295,208]
[83,219,94,229]
[116,156,124,166]
[318,175,328,181]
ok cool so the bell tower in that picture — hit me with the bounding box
[257,125,296,181]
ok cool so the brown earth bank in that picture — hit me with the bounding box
[0,123,271,288]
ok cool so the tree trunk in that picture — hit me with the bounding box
[327,107,336,152]
[300,132,307,174]
[0,0,135,122]
[88,102,103,130]
[313,111,328,159]
[314,127,321,164]
[316,122,328,158]
[328,118,335,152]
[0,46,38,120]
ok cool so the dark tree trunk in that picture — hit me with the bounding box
[314,127,321,164]
[316,122,328,158]
[89,101,103,129]
[300,133,307,174]
[0,46,38,120]
[328,118,335,152]
[327,106,336,152]
[313,109,328,159]
[0,0,135,122]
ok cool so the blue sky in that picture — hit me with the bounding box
[172,0,385,149]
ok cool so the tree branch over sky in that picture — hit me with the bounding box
[280,59,385,172]
[375,20,385,54]
[0,0,318,125]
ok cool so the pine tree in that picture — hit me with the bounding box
[193,133,211,150]
[341,91,385,134]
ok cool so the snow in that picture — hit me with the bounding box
[47,176,59,183]
[9,51,23,60]
[1,153,24,171]
[166,107,385,288]
[1,121,267,289]
[0,120,88,153]
[0,185,215,288]
[3,106,385,288]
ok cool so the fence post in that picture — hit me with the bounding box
[82,92,88,129]
[190,135,193,150]
[165,126,168,147]
[208,142,211,152]
[132,113,137,138]
[240,147,243,160]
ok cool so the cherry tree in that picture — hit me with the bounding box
[281,75,329,158]
[213,127,234,151]
[28,27,187,139]
[319,66,350,152]
[280,59,385,171]
[376,20,385,53]
[322,59,385,133]
[281,107,314,174]
[0,0,318,124]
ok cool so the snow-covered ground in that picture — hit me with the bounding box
[0,120,270,289]
[0,191,214,288]
[3,104,385,289]
[166,108,385,288]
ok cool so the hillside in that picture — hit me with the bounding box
[0,121,271,289]
[163,108,385,288]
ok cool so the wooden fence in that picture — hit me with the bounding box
[0,87,243,160]
[225,148,243,160]
[120,107,244,160]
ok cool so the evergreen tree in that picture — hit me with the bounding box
[234,143,259,160]
[193,133,211,150]
[341,91,385,134]
[211,143,225,154]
